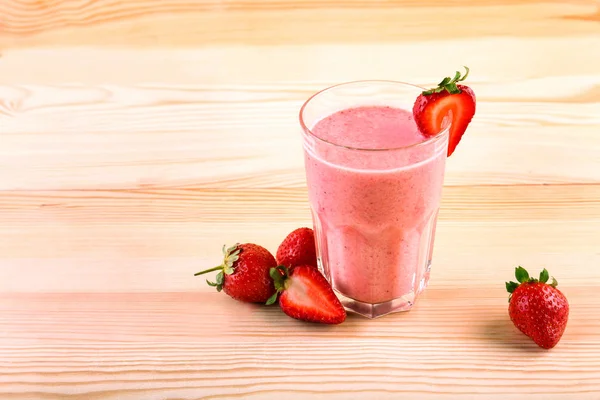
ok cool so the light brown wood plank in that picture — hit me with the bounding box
[0,290,598,400]
[1,288,597,343]
[1,0,599,398]
[0,222,598,292]
[1,39,600,87]
[1,185,600,223]
[0,185,599,292]
[1,1,599,48]
[1,81,599,190]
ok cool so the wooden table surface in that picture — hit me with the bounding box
[1,1,600,399]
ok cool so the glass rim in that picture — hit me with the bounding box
[299,80,450,152]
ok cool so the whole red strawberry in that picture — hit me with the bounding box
[266,265,346,324]
[276,227,318,270]
[413,66,476,156]
[195,243,277,303]
[506,266,569,349]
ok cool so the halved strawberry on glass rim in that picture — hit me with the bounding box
[413,67,476,157]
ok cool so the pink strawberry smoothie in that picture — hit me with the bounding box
[303,106,447,307]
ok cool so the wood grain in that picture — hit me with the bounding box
[0,82,599,190]
[0,290,599,400]
[1,0,599,47]
[0,0,599,399]
[2,184,600,223]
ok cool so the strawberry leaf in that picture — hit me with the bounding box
[446,83,460,94]
[266,291,278,306]
[267,266,291,304]
[215,271,224,285]
[506,281,519,293]
[269,267,287,290]
[269,267,280,279]
[196,243,242,292]
[422,66,470,96]
[550,277,558,288]
[515,266,530,283]
[225,244,239,255]
[222,245,240,274]
[438,77,451,87]
[539,268,549,284]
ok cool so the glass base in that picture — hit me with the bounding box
[335,290,417,319]
[332,261,431,319]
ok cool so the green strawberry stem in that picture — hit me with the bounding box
[194,265,222,276]
[194,243,241,292]
[505,266,558,302]
[422,66,470,96]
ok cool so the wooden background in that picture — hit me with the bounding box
[1,0,600,399]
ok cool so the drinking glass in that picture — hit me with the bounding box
[299,81,450,318]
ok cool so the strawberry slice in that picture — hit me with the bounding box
[413,67,476,156]
[266,265,346,324]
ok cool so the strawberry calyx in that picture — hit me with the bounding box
[506,266,558,302]
[266,265,290,305]
[194,244,241,292]
[422,66,470,96]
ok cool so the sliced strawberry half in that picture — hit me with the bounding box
[266,265,346,324]
[413,67,476,157]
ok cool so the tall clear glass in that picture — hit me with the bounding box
[299,81,450,318]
